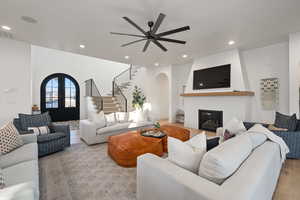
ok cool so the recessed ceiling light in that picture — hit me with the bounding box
[182,54,188,58]
[1,25,11,31]
[228,40,235,45]
[124,56,130,59]
[154,62,159,66]
[79,45,85,49]
[21,16,38,24]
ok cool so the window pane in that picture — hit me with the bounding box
[71,88,76,97]
[53,88,58,98]
[65,88,71,98]
[65,98,70,107]
[45,77,58,107]
[46,98,52,108]
[71,97,76,107]
[52,98,58,108]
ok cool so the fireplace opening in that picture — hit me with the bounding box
[198,109,223,131]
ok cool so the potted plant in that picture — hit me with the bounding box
[132,86,146,110]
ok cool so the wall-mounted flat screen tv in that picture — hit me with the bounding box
[193,64,231,90]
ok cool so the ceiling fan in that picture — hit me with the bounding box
[111,13,190,52]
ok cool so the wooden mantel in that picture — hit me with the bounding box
[180,91,255,97]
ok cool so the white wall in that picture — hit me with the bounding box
[185,49,246,93]
[241,42,289,123]
[289,32,300,117]
[156,73,169,119]
[0,39,31,126]
[126,65,172,121]
[171,62,193,122]
[183,44,290,129]
[31,45,128,119]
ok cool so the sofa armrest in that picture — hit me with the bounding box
[51,124,70,147]
[20,133,37,144]
[0,182,36,200]
[79,120,100,145]
[137,153,224,200]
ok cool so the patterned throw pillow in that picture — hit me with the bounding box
[28,126,50,135]
[274,112,297,131]
[0,122,24,155]
[19,112,52,131]
[0,168,4,189]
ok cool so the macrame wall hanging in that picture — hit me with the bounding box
[260,78,279,110]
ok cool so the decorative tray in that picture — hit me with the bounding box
[140,130,166,138]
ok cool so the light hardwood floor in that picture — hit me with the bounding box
[70,121,300,200]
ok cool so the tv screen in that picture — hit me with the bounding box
[193,64,231,90]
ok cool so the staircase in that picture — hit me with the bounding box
[84,65,140,115]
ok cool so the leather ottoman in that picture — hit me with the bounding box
[108,131,164,167]
[160,125,190,152]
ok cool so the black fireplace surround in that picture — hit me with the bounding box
[198,109,223,131]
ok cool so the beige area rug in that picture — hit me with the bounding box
[39,143,136,200]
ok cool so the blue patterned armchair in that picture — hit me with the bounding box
[243,122,300,159]
[13,112,70,157]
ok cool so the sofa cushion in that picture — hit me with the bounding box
[0,122,24,155]
[91,111,106,128]
[37,132,66,143]
[3,160,39,191]
[97,122,131,135]
[0,143,38,169]
[199,134,253,185]
[246,132,267,149]
[19,112,52,131]
[115,112,129,123]
[274,112,297,131]
[96,121,153,135]
[168,135,206,173]
[105,113,117,126]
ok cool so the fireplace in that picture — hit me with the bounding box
[198,109,223,131]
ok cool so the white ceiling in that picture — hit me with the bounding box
[1,0,300,66]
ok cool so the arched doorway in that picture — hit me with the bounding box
[155,73,169,120]
[41,73,80,122]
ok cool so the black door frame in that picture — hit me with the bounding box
[40,73,80,122]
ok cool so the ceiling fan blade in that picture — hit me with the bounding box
[143,40,151,52]
[151,13,166,34]
[121,39,147,47]
[156,26,190,37]
[123,17,147,35]
[157,38,186,44]
[152,40,167,51]
[110,32,145,38]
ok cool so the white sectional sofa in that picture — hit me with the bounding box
[137,137,282,200]
[0,134,39,200]
[80,110,154,145]
[80,120,154,145]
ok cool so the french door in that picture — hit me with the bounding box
[41,73,80,122]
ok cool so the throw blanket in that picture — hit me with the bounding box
[247,124,289,163]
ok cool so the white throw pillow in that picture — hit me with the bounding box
[105,113,117,126]
[223,118,246,135]
[168,136,206,173]
[91,111,106,128]
[115,112,129,123]
[128,110,148,123]
[28,126,50,135]
[198,134,252,185]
